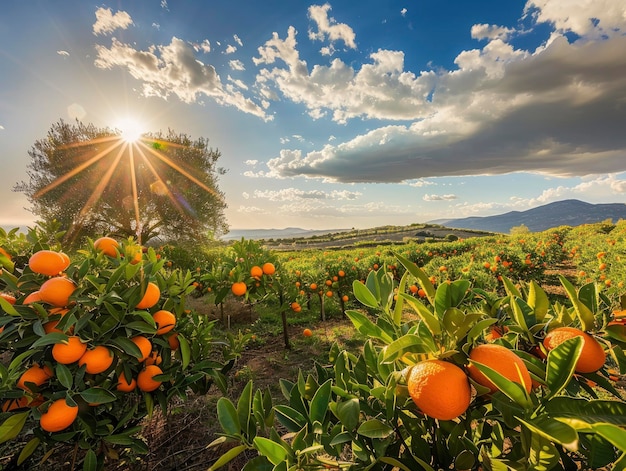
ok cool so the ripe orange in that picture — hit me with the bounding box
[309,283,318,291]
[117,375,137,392]
[167,332,180,350]
[78,345,114,374]
[40,398,79,432]
[1,293,17,304]
[291,302,301,312]
[303,328,313,337]
[136,281,160,309]
[543,326,606,373]
[137,364,163,392]
[28,250,70,276]
[17,364,53,392]
[262,262,275,275]
[39,277,76,307]
[131,336,152,362]
[231,281,247,296]
[152,310,176,335]
[52,336,87,364]
[467,344,532,394]
[407,359,471,421]
[250,266,263,278]
[325,290,333,298]
[144,351,162,366]
[342,295,349,302]
[22,291,43,304]
[94,236,119,257]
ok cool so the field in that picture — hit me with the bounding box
[2,220,626,470]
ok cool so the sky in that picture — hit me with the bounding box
[1,0,626,232]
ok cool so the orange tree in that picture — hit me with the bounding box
[0,231,240,470]
[208,253,626,470]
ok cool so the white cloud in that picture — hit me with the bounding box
[224,44,237,54]
[193,40,211,53]
[470,23,515,41]
[234,34,243,47]
[161,0,168,10]
[229,59,245,71]
[57,50,69,57]
[93,7,133,36]
[401,8,407,17]
[308,3,357,51]
[245,160,258,166]
[423,194,458,201]
[248,187,362,201]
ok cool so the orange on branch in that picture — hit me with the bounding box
[116,375,137,392]
[250,266,263,278]
[153,310,176,335]
[262,262,275,275]
[231,281,247,296]
[136,281,160,309]
[543,326,606,373]
[52,336,87,364]
[137,364,163,392]
[39,277,76,307]
[94,236,119,257]
[40,398,79,433]
[131,335,152,362]
[467,343,532,394]
[78,345,114,374]
[28,250,70,276]
[17,364,53,392]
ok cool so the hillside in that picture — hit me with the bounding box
[431,199,626,233]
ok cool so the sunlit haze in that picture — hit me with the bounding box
[1,1,626,232]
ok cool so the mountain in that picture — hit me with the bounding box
[221,227,351,241]
[431,199,626,233]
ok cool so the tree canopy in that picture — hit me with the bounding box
[15,119,228,246]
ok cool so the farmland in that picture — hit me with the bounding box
[2,219,626,470]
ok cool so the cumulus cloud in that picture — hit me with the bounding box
[94,37,270,120]
[229,59,245,71]
[93,7,133,36]
[423,194,458,201]
[258,2,626,183]
[308,3,357,52]
[57,50,69,57]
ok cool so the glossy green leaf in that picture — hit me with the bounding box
[207,445,248,471]
[380,334,431,363]
[545,398,626,427]
[241,456,273,471]
[31,332,68,348]
[253,436,288,466]
[393,272,408,325]
[395,252,435,303]
[83,449,97,471]
[469,360,531,409]
[79,387,117,404]
[217,397,241,437]
[528,431,561,470]
[178,334,191,370]
[345,310,393,344]
[237,381,253,437]
[545,336,583,400]
[501,276,522,299]
[0,412,28,445]
[398,293,441,336]
[380,457,415,471]
[434,280,470,318]
[559,275,595,331]
[591,423,626,452]
[309,379,332,426]
[352,279,379,309]
[17,437,40,466]
[527,280,549,321]
[517,416,578,451]
[55,363,74,389]
[357,419,394,439]
[335,398,360,432]
[274,405,307,432]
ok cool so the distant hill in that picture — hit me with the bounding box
[431,199,626,233]
[222,227,351,241]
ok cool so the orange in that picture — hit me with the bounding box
[17,364,53,392]
[231,281,247,296]
[117,375,137,392]
[303,328,313,337]
[43,320,63,334]
[291,302,301,312]
[28,250,70,276]
[94,236,119,257]
[407,359,471,421]
[543,327,606,373]
[52,336,87,364]
[39,277,76,307]
[1,293,16,304]
[342,295,349,302]
[153,310,176,335]
[40,398,79,433]
[250,266,263,278]
[309,283,318,291]
[137,364,163,392]
[78,345,114,374]
[131,335,152,362]
[326,290,333,298]
[467,344,532,394]
[3,396,32,412]
[136,281,160,309]
[262,262,275,275]
[23,291,43,304]
[144,351,162,366]
[167,332,180,350]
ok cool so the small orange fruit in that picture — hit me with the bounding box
[131,336,152,362]
[28,250,70,276]
[39,277,76,307]
[262,262,275,275]
[291,302,301,312]
[231,281,247,296]
[342,295,349,302]
[467,344,532,394]
[78,345,114,374]
[250,266,263,278]
[17,364,53,392]
[136,282,160,309]
[23,291,43,304]
[144,351,162,366]
[407,359,471,421]
[167,332,180,350]
[52,336,87,364]
[40,398,79,432]
[303,328,313,337]
[309,283,318,291]
[1,293,17,304]
[137,364,163,392]
[116,375,137,392]
[152,310,176,335]
[543,326,606,373]
[94,236,119,257]
[326,290,333,298]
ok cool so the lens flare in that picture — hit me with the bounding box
[115,118,144,143]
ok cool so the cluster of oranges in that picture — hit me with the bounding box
[1,238,178,434]
[407,326,606,421]
[230,262,276,297]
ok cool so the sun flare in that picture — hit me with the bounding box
[115,117,145,143]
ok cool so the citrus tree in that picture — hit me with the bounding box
[0,232,239,470]
[209,253,626,470]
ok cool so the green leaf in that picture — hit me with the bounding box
[398,293,441,336]
[55,363,74,389]
[379,457,415,471]
[545,336,583,400]
[469,360,531,409]
[380,334,431,364]
[528,432,561,470]
[352,280,379,309]
[237,381,253,437]
[395,252,435,303]
[335,398,360,432]
[501,276,522,299]
[253,436,288,466]
[217,397,241,437]
[31,332,68,348]
[112,337,142,359]
[79,387,117,404]
[274,405,307,432]
[0,296,18,315]
[442,308,482,342]
[309,379,332,426]
[17,437,40,466]
[559,275,595,331]
[0,412,29,445]
[591,423,626,452]
[467,318,498,344]
[179,334,191,370]
[517,416,578,451]
[545,398,626,427]
[434,280,470,318]
[357,419,394,439]
[208,444,248,471]
[528,280,550,321]
[345,310,393,344]
[83,449,97,471]
[510,297,535,331]
[393,272,408,326]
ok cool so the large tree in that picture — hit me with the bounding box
[15,119,228,246]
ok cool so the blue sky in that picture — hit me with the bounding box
[1,0,626,231]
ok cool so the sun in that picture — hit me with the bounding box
[115,117,145,143]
